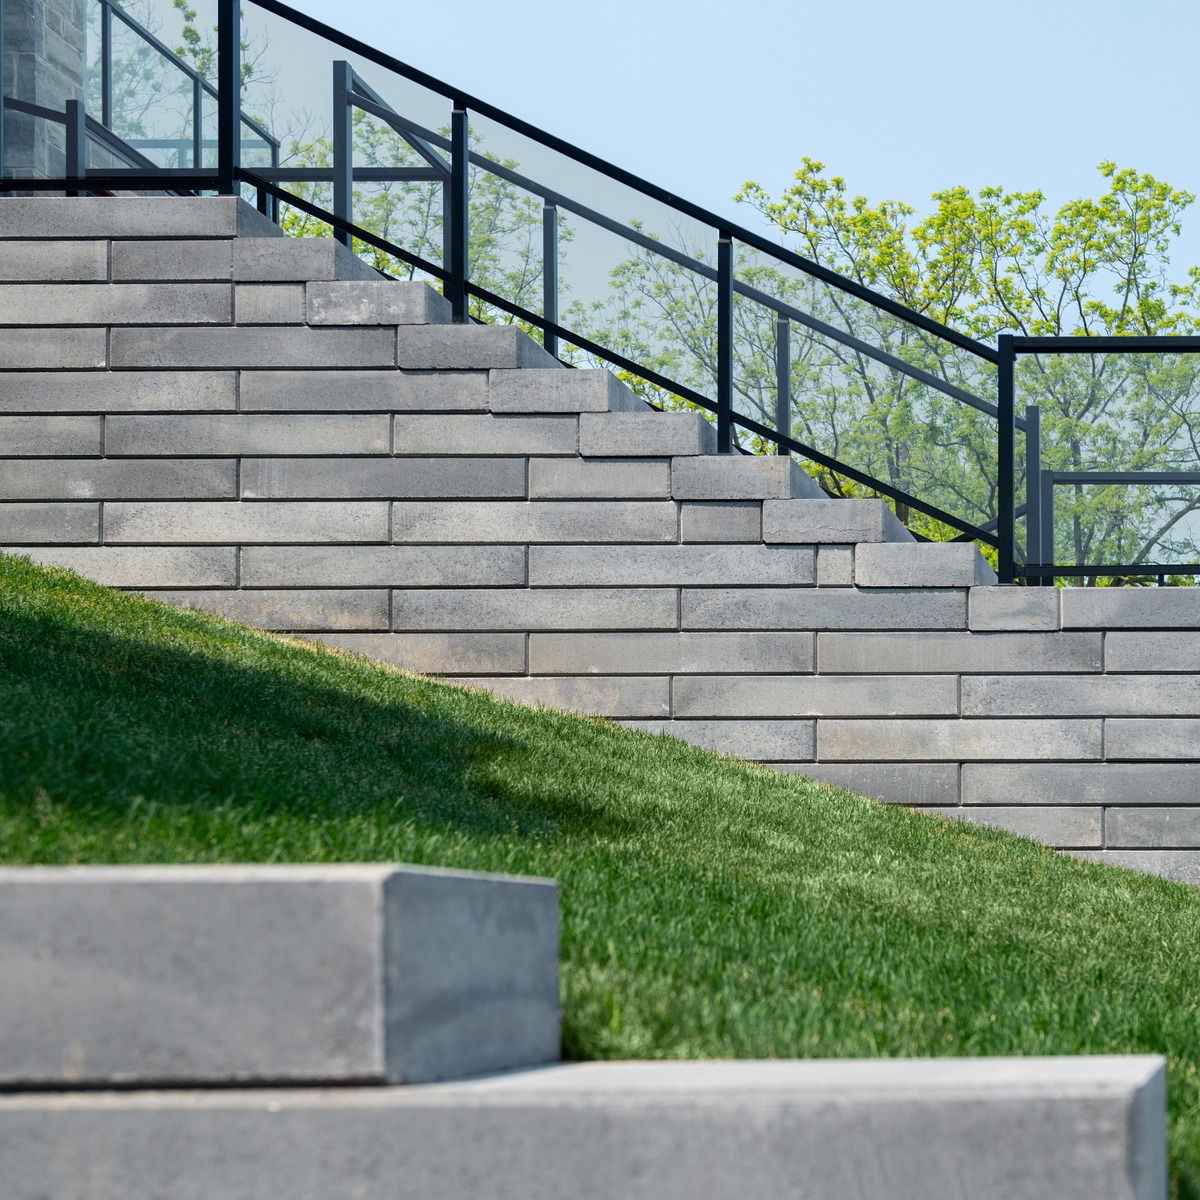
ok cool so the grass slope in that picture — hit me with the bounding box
[2,550,1199,1193]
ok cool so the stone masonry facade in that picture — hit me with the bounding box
[3,197,1200,885]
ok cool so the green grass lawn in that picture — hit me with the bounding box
[3,549,1199,1193]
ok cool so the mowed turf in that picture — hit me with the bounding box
[2,550,1199,1193]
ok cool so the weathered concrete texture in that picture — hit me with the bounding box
[962,675,1200,717]
[682,587,967,631]
[104,501,389,545]
[150,588,390,632]
[234,284,304,325]
[622,719,815,761]
[819,719,1102,762]
[779,762,960,807]
[1106,632,1200,673]
[0,284,231,326]
[961,762,1200,806]
[396,325,559,370]
[393,414,576,456]
[109,327,395,370]
[856,542,998,587]
[527,458,671,500]
[0,371,236,413]
[923,805,1104,847]
[528,544,815,586]
[311,632,527,675]
[0,327,105,369]
[0,459,236,501]
[762,498,912,544]
[0,864,559,1087]
[816,545,854,587]
[239,370,489,413]
[306,281,451,326]
[1106,807,1200,849]
[680,500,761,542]
[671,456,823,500]
[392,588,677,632]
[0,502,97,543]
[0,1058,1166,1200]
[0,197,278,240]
[240,457,526,501]
[393,501,677,544]
[580,411,716,457]
[457,675,671,718]
[5,546,236,588]
[0,240,108,282]
[970,586,1060,631]
[817,631,1102,674]
[1070,849,1200,886]
[1062,587,1200,629]
[1105,720,1200,761]
[240,545,526,589]
[0,414,100,455]
[675,675,957,718]
[528,631,815,675]
[111,240,234,282]
[231,239,378,283]
[489,369,642,413]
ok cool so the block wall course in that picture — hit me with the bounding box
[855,542,997,588]
[1106,808,1200,849]
[680,501,761,542]
[1069,850,1200,885]
[6,545,236,587]
[311,632,527,675]
[762,498,912,544]
[0,284,231,326]
[818,719,1103,762]
[674,675,957,719]
[145,588,390,631]
[580,411,715,457]
[527,458,671,500]
[489,369,641,413]
[816,546,854,587]
[240,457,525,501]
[671,456,822,500]
[969,587,1060,631]
[962,675,1200,718]
[528,632,815,676]
[0,240,108,282]
[105,415,390,457]
[817,632,1102,674]
[109,327,396,370]
[1062,588,1200,628]
[239,370,488,413]
[391,588,678,632]
[922,806,1103,848]
[0,197,257,239]
[0,372,236,413]
[0,459,236,500]
[306,281,451,326]
[528,544,815,587]
[0,416,101,455]
[392,501,678,545]
[960,763,1200,806]
[0,328,106,369]
[682,588,967,631]
[1105,632,1200,673]
[103,501,389,544]
[776,762,960,807]
[234,285,304,325]
[620,719,816,761]
[454,675,671,719]
[1104,719,1200,761]
[393,414,576,456]
[240,545,526,589]
[110,239,233,282]
[0,502,98,543]
[396,325,558,370]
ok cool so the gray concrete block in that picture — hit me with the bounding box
[105,415,389,457]
[1105,719,1200,761]
[0,197,256,239]
[818,719,1102,761]
[528,544,815,586]
[817,632,1102,673]
[104,502,388,545]
[489,368,642,413]
[580,411,716,456]
[962,675,1200,717]
[680,500,761,543]
[0,328,106,369]
[392,588,677,631]
[0,415,101,455]
[311,632,527,675]
[762,498,913,544]
[396,325,559,370]
[235,284,304,325]
[0,1058,1166,1200]
[232,239,379,283]
[109,328,395,369]
[683,588,967,631]
[961,762,1200,806]
[528,457,671,499]
[856,542,998,587]
[393,501,678,544]
[0,240,107,282]
[671,456,823,500]
[622,719,815,761]
[5,546,237,588]
[241,545,525,588]
[1107,808,1200,849]
[1062,587,1200,629]
[148,588,390,631]
[816,545,854,586]
[110,239,234,282]
[240,369,488,413]
[240,457,525,500]
[0,459,236,501]
[1069,849,1200,886]
[969,586,1061,631]
[306,281,450,326]
[0,503,98,544]
[776,762,959,806]
[1106,632,1200,673]
[922,806,1103,848]
[675,675,957,718]
[0,863,558,1086]
[0,284,231,326]
[456,675,670,718]
[394,414,576,456]
[528,632,815,675]
[0,372,236,413]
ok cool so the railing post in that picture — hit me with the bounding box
[1024,404,1043,584]
[775,315,790,455]
[216,0,241,196]
[192,77,202,169]
[448,105,469,323]
[332,61,353,247]
[0,0,6,180]
[542,202,559,359]
[997,333,1016,583]
[100,0,113,129]
[716,232,734,453]
[65,99,86,194]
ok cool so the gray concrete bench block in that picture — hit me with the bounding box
[817,631,1103,674]
[0,459,236,501]
[0,504,99,544]
[306,281,451,326]
[922,805,1104,848]
[0,328,106,369]
[6,546,237,588]
[392,588,678,632]
[105,414,389,457]
[1106,807,1200,849]
[456,675,671,718]
[856,541,997,587]
[1106,632,1200,673]
[240,544,526,588]
[109,327,396,369]
[682,587,967,631]
[970,585,1061,631]
[1062,587,1200,629]
[152,588,390,632]
[816,545,854,586]
[778,762,960,807]
[622,718,816,761]
[672,455,823,500]
[240,369,488,413]
[392,501,678,544]
[0,240,108,282]
[111,239,234,282]
[241,457,526,500]
[0,1057,1165,1200]
[489,368,643,413]
[0,864,558,1087]
[396,325,560,370]
[962,762,1200,806]
[234,284,305,325]
[312,632,528,675]
[0,197,278,240]
[580,410,716,456]
[0,415,101,456]
[763,497,912,544]
[1070,849,1200,885]
[104,501,389,545]
[0,283,231,326]
[681,500,762,542]
[393,413,576,455]
[528,544,815,586]
[528,457,671,499]
[674,674,957,719]
[962,675,1200,717]
[0,371,236,413]
[528,631,815,675]
[232,239,379,282]
[818,718,1103,761]
[1105,719,1200,761]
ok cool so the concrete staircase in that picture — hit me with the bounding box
[4,196,1200,883]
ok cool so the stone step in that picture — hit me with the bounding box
[671,454,824,500]
[0,865,559,1087]
[763,498,914,544]
[855,541,998,587]
[0,197,281,241]
[0,1058,1165,1200]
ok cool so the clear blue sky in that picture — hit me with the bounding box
[282,0,1200,266]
